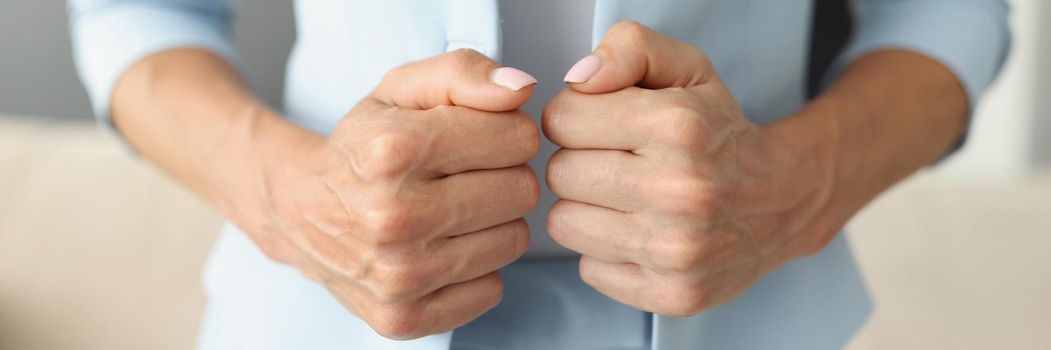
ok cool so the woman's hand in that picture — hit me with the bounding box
[220,49,541,339]
[543,22,838,316]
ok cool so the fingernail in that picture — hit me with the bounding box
[563,54,601,83]
[491,67,538,91]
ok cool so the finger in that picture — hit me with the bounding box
[546,148,645,212]
[578,256,652,311]
[564,21,716,93]
[542,87,656,151]
[371,48,536,112]
[345,100,539,178]
[418,105,539,175]
[547,199,643,263]
[431,165,539,236]
[417,271,504,335]
[350,271,505,339]
[345,165,536,245]
[387,219,528,299]
[580,256,746,317]
[543,87,709,152]
[438,219,530,286]
[578,256,703,316]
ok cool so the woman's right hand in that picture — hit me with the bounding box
[226,49,540,339]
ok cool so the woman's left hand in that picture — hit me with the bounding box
[543,21,838,316]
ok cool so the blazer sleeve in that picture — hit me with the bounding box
[68,0,243,128]
[829,0,1012,155]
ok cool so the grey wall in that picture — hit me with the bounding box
[1031,1,1051,167]
[0,1,1047,167]
[0,0,294,119]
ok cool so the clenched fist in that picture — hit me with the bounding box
[544,22,836,316]
[237,49,541,339]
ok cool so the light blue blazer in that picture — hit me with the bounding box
[69,0,1010,349]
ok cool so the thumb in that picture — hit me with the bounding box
[564,21,716,93]
[371,48,537,112]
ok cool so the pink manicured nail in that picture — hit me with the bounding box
[564,54,602,83]
[491,67,538,91]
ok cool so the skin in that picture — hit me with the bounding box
[544,21,966,316]
[109,21,965,338]
[112,48,540,339]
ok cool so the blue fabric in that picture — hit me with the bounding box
[834,0,1011,109]
[68,0,242,119]
[68,1,1010,349]
[450,260,650,350]
[831,0,1012,157]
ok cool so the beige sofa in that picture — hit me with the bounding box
[1,116,1048,349]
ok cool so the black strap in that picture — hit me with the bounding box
[806,0,854,99]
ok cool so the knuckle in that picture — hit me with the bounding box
[541,92,570,135]
[368,304,426,340]
[799,234,834,258]
[363,200,418,243]
[647,228,706,271]
[443,48,489,74]
[607,20,654,45]
[486,219,532,261]
[369,253,425,302]
[655,282,709,317]
[482,273,507,302]
[515,166,542,210]
[380,64,410,85]
[651,101,705,147]
[545,148,570,186]
[508,220,532,258]
[577,259,601,288]
[513,114,541,159]
[546,202,570,243]
[256,241,290,264]
[360,133,422,179]
[649,174,718,217]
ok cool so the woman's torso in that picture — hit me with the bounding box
[197,1,872,349]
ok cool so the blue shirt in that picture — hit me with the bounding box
[68,1,1010,349]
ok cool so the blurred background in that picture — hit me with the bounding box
[0,1,1048,349]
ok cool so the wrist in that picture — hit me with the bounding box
[768,51,971,255]
[207,103,327,229]
[753,95,845,256]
